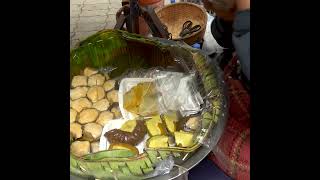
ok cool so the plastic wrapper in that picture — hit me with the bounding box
[144,156,175,178]
[154,72,203,117]
[98,66,118,77]
[119,69,204,117]
[70,30,228,180]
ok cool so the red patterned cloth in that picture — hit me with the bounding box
[208,56,250,180]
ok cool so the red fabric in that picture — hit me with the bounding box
[208,56,250,180]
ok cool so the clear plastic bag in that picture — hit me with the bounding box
[119,68,204,118]
[154,72,204,117]
[146,156,175,178]
[153,71,185,113]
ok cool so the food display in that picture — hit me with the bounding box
[70,68,123,155]
[70,67,204,156]
[70,66,209,155]
[69,64,220,180]
[70,31,226,180]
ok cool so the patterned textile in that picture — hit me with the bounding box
[208,56,250,180]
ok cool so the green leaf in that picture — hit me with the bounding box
[109,161,126,170]
[126,159,147,175]
[146,150,161,164]
[142,167,154,174]
[86,162,109,178]
[82,150,135,161]
[158,151,171,159]
[144,157,153,168]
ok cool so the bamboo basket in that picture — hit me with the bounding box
[155,2,207,45]
[70,30,227,179]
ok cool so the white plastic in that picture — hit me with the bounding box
[154,72,204,117]
[202,13,224,55]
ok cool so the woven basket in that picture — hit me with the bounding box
[155,2,207,45]
[70,30,227,179]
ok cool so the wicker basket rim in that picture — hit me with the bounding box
[155,2,208,41]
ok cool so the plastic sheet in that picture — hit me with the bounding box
[154,72,203,117]
[146,156,175,178]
